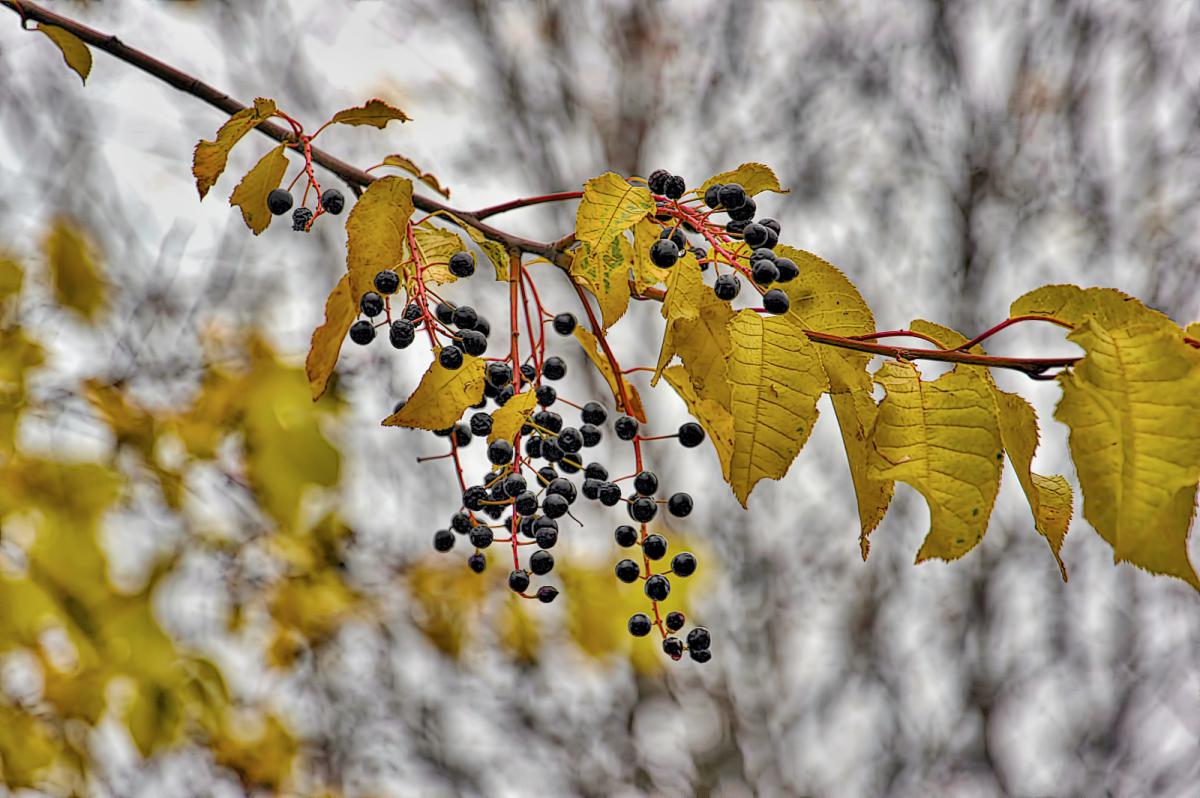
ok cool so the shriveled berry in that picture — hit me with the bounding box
[292,207,314,231]
[665,611,685,632]
[529,549,554,576]
[642,534,668,560]
[614,415,639,441]
[448,251,475,278]
[615,559,641,583]
[433,529,455,552]
[385,320,413,350]
[703,183,724,209]
[486,362,513,388]
[634,471,658,496]
[320,189,345,215]
[629,497,658,523]
[463,485,488,511]
[459,329,488,356]
[349,319,375,345]
[713,274,741,301]
[671,552,697,577]
[581,402,607,425]
[542,356,567,380]
[645,574,671,601]
[678,422,705,447]
[439,345,464,370]
[628,613,652,637]
[614,525,638,547]
[552,313,577,335]
[663,174,686,200]
[467,553,487,573]
[469,526,494,549]
[373,269,400,294]
[487,440,514,465]
[647,169,671,195]
[686,627,711,651]
[536,586,558,604]
[668,492,693,517]
[508,569,531,593]
[649,239,680,268]
[267,188,294,215]
[662,636,684,660]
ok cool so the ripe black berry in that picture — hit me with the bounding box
[536,586,558,604]
[525,436,543,459]
[448,251,475,278]
[508,569,531,593]
[647,169,671,195]
[360,291,385,317]
[546,477,577,504]
[581,402,607,425]
[686,627,711,651]
[628,613,652,637]
[534,411,563,434]
[320,189,345,215]
[469,526,494,549]
[541,438,563,462]
[503,474,527,498]
[474,317,491,337]
[529,549,554,576]
[291,207,313,231]
[634,471,658,496]
[678,422,705,447]
[762,227,779,249]
[580,424,602,447]
[614,524,638,547]
[487,440,514,465]
[763,289,790,315]
[774,257,799,283]
[451,305,478,330]
[450,512,473,534]
[373,269,400,294]
[540,493,568,519]
[542,356,567,380]
[552,313,577,335]
[718,183,746,210]
[751,259,779,286]
[649,239,680,269]
[614,415,639,441]
[642,534,668,560]
[645,574,671,601]
[615,559,641,583]
[665,611,685,632]
[728,196,757,222]
[660,226,686,249]
[663,174,686,200]
[703,183,724,209]
[435,302,455,325]
[629,497,657,523]
[433,528,455,552]
[535,525,558,549]
[514,491,538,516]
[267,188,293,215]
[454,424,472,447]
[662,636,684,660]
[597,482,622,506]
[557,427,582,453]
[725,219,749,235]
[469,412,492,437]
[751,247,777,263]
[349,320,375,345]
[671,552,697,577]
[439,345,464,370]
[713,274,741,301]
[759,217,781,234]
[459,329,488,356]
[463,485,487,511]
[536,385,557,407]
[584,462,609,481]
[486,362,513,388]
[667,492,693,517]
[536,467,559,487]
[520,364,537,382]
[692,246,710,270]
[744,222,770,249]
[467,553,487,573]
[689,648,712,663]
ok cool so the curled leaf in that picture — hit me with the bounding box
[229,144,289,235]
[329,99,410,129]
[38,24,91,84]
[382,154,450,198]
[305,274,355,400]
[488,390,538,444]
[193,98,277,199]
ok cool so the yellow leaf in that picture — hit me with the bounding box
[329,98,410,128]
[778,245,892,550]
[305,274,355,401]
[432,211,510,281]
[1010,284,1174,330]
[383,355,486,431]
[573,326,647,423]
[229,144,289,235]
[499,598,540,664]
[270,569,360,643]
[125,681,182,756]
[346,175,414,304]
[1186,322,1200,339]
[698,162,788,198]
[406,557,488,659]
[631,219,669,293]
[410,222,466,286]
[869,361,1004,562]
[381,153,451,198]
[574,172,654,251]
[488,389,538,443]
[38,24,91,84]
[212,712,297,792]
[171,367,244,459]
[727,310,827,506]
[572,235,633,330]
[0,326,44,451]
[662,366,733,481]
[0,253,22,300]
[0,705,59,789]
[653,264,730,393]
[43,217,105,321]
[910,320,1072,579]
[193,98,277,199]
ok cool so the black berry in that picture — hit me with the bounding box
[645,574,671,601]
[292,207,314,231]
[728,196,757,222]
[663,174,686,200]
[614,559,641,583]
[690,648,712,663]
[649,239,680,269]
[467,553,487,573]
[552,313,577,335]
[439,345,464,370]
[665,611,685,632]
[536,385,557,407]
[759,217,781,234]
[529,549,554,576]
[469,526,494,549]
[448,251,475,278]
[536,586,558,604]
[662,636,684,660]
[634,471,658,496]
[597,482,622,506]
[433,528,455,552]
[647,169,671,195]
[686,627,711,651]
[614,415,639,441]
[459,329,488,356]
[487,440,514,465]
[584,462,609,481]
[678,422,705,447]
[450,512,473,534]
[751,259,779,286]
[535,525,558,549]
[435,302,456,325]
[360,291,385,317]
[660,227,686,249]
[581,402,607,425]
[614,525,638,547]
[629,497,657,523]
[713,274,741,301]
[320,189,345,215]
[743,222,769,249]
[774,257,799,283]
[508,569,530,593]
[642,534,668,560]
[580,424,602,447]
[267,188,293,215]
[451,305,478,330]
[349,319,375,345]
[703,183,724,209]
[628,613,652,637]
[667,492,693,517]
[671,552,697,577]
[718,183,746,210]
[763,289,790,315]
[486,362,513,388]
[374,269,400,294]
[542,356,567,380]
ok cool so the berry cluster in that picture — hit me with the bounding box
[644,170,794,316]
[268,187,346,232]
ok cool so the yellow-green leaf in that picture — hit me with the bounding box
[381,153,450,198]
[193,98,277,199]
[869,361,1004,563]
[410,222,467,286]
[698,162,788,198]
[726,310,827,506]
[1186,322,1200,339]
[346,175,414,303]
[430,211,510,281]
[574,172,653,252]
[305,274,355,401]
[383,355,486,431]
[0,327,43,451]
[44,217,105,321]
[571,235,632,330]
[0,253,22,300]
[574,326,647,423]
[489,389,538,443]
[38,24,91,84]
[655,284,734,408]
[229,144,289,235]
[329,98,410,129]
[631,219,669,293]
[910,319,1072,578]
[662,366,734,482]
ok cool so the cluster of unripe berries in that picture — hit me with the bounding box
[646,169,794,315]
[267,187,345,230]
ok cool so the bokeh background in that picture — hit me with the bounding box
[1,1,1199,796]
